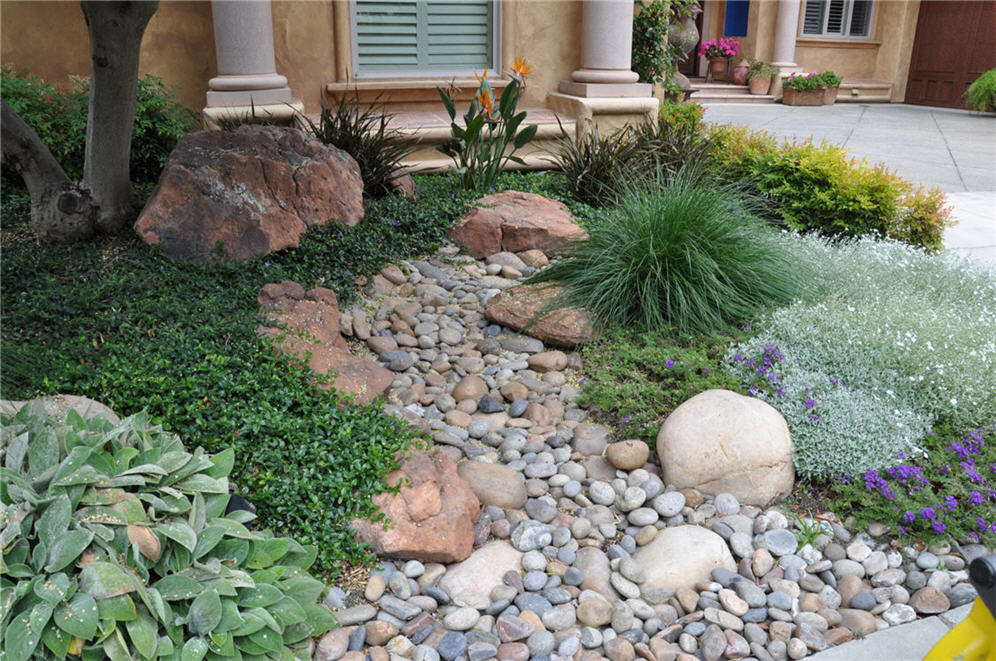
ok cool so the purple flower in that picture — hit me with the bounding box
[829,376,839,386]
[665,358,675,368]
[945,495,958,512]
[921,507,937,521]
[809,414,820,422]
[749,385,759,395]
[733,353,744,362]
[702,368,710,374]
[931,520,947,534]
[968,491,984,506]
[804,398,816,408]
[902,510,916,525]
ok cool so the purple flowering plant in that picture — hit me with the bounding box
[831,424,996,543]
[733,343,831,423]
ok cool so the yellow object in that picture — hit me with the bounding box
[924,597,996,661]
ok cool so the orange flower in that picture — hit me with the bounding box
[512,56,533,78]
[474,68,490,84]
[477,88,495,119]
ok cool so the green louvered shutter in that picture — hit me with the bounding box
[355,0,494,73]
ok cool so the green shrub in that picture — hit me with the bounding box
[303,87,417,198]
[747,60,779,82]
[630,104,714,182]
[549,122,637,207]
[528,169,814,333]
[817,70,842,88]
[578,327,742,444]
[0,69,196,186]
[632,0,695,94]
[1,174,471,574]
[965,69,996,112]
[709,125,952,251]
[0,406,336,660]
[727,234,996,477]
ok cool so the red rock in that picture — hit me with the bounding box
[485,283,598,348]
[135,126,363,263]
[450,191,587,259]
[351,452,480,563]
[257,281,393,404]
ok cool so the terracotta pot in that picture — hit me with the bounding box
[732,63,750,85]
[782,88,824,106]
[748,77,772,95]
[708,57,728,81]
[823,86,840,105]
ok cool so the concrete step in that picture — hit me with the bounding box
[690,92,775,104]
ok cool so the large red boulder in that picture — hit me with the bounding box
[485,283,599,348]
[257,281,393,404]
[351,451,480,563]
[450,191,588,259]
[135,126,363,262]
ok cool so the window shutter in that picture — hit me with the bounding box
[825,0,846,35]
[355,1,419,71]
[355,0,493,73]
[848,0,873,37]
[802,0,826,35]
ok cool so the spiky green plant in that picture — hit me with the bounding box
[528,168,813,333]
[965,69,996,112]
[0,404,335,660]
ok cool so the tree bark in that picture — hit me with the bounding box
[1,101,97,242]
[81,0,159,234]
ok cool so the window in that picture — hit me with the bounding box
[352,0,498,75]
[802,0,874,38]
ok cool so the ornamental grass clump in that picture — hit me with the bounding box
[527,169,814,333]
[727,235,996,478]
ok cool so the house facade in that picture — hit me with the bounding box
[2,1,992,169]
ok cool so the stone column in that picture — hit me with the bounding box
[771,0,803,72]
[559,0,650,97]
[204,0,302,125]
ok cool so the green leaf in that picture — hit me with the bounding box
[280,574,324,607]
[208,518,251,539]
[514,123,538,149]
[125,610,158,658]
[238,583,283,608]
[42,620,72,658]
[36,495,72,548]
[97,594,137,622]
[267,596,305,628]
[52,463,105,487]
[248,627,283,654]
[158,521,197,552]
[214,598,245,634]
[248,538,290,568]
[28,426,59,479]
[303,603,338,636]
[205,448,234,479]
[5,602,53,661]
[75,506,129,526]
[153,574,203,601]
[79,561,136,600]
[437,87,456,120]
[45,529,94,572]
[34,573,71,604]
[188,588,223,635]
[181,636,209,661]
[176,474,227,494]
[230,612,265,637]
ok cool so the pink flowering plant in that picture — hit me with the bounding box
[698,37,740,59]
[784,72,824,91]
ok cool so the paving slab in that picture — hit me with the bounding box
[809,603,973,661]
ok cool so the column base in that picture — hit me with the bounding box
[558,80,653,98]
[206,87,293,107]
[202,100,305,129]
[547,93,659,138]
[772,62,803,74]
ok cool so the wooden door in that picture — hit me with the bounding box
[905,0,996,108]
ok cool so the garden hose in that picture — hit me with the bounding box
[924,554,996,661]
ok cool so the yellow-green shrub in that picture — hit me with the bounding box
[708,125,951,252]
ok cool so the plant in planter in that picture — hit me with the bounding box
[747,60,779,95]
[782,72,825,106]
[698,37,740,82]
[965,68,996,112]
[818,70,842,105]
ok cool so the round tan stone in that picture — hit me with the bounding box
[445,409,473,427]
[606,440,651,470]
[528,351,568,373]
[456,461,528,509]
[657,390,794,506]
[577,596,613,626]
[453,375,488,401]
[632,525,736,602]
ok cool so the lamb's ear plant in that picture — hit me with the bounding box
[1,404,335,661]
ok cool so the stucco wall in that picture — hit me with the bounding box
[2,0,579,114]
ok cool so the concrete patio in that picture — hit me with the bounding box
[702,103,996,264]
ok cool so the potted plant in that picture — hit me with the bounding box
[818,70,842,105]
[747,60,779,95]
[964,68,996,112]
[782,72,824,106]
[732,58,750,85]
[699,37,740,82]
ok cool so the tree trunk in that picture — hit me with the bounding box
[1,101,97,242]
[81,0,159,234]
